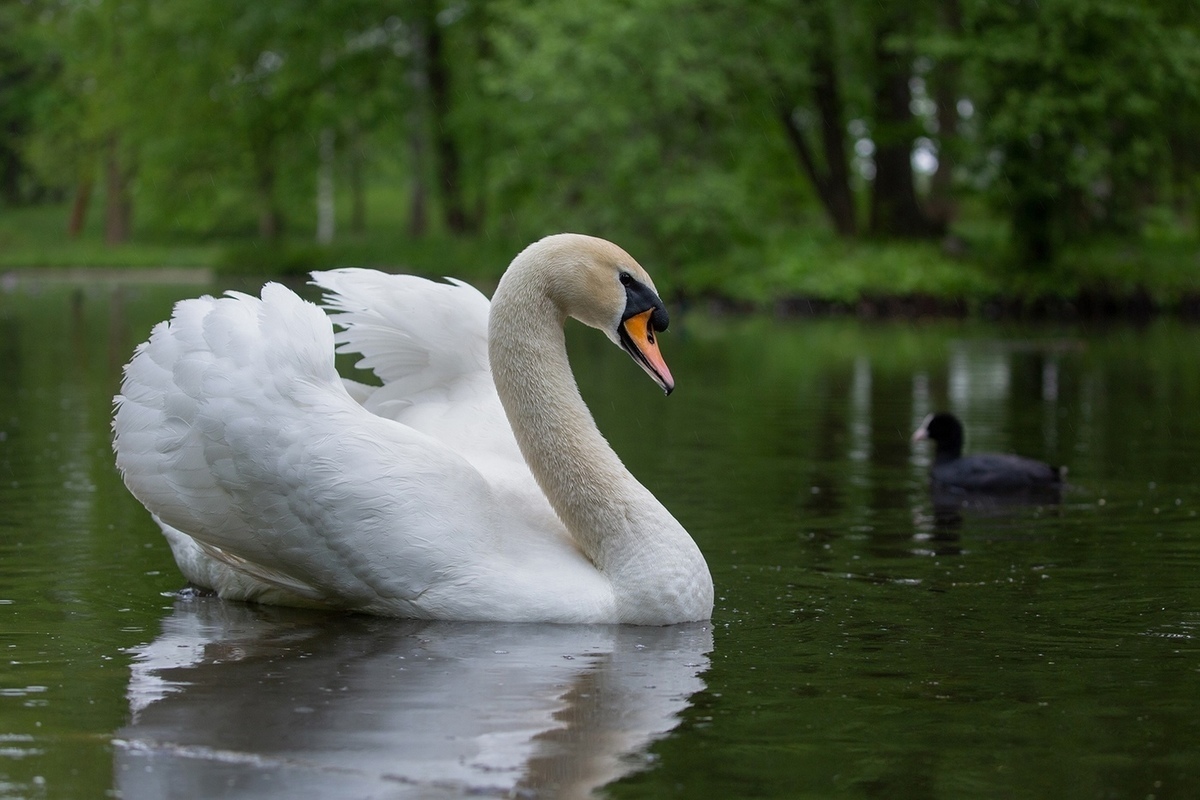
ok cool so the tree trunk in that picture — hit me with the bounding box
[104,134,133,245]
[1012,191,1056,266]
[258,193,282,241]
[2,65,33,205]
[348,128,367,235]
[867,14,937,239]
[408,117,428,237]
[926,0,962,232]
[408,19,429,238]
[779,110,856,237]
[776,6,857,237]
[810,14,858,238]
[316,127,335,245]
[469,1,491,229]
[0,138,21,206]
[67,176,93,239]
[251,131,283,241]
[423,4,474,234]
[256,162,282,242]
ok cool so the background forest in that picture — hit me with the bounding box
[1,0,1198,308]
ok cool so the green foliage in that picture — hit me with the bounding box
[1,0,1197,297]
[213,230,524,283]
[955,0,1200,264]
[21,0,415,237]
[0,3,55,203]
[6,197,1200,314]
[483,0,796,267]
[677,228,997,304]
[215,240,331,276]
[0,204,217,267]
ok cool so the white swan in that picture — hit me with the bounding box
[113,234,713,624]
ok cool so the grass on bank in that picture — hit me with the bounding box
[0,203,220,269]
[681,233,998,306]
[2,202,1198,312]
[0,203,526,287]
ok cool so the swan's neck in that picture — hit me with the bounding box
[488,264,710,623]
[489,290,647,566]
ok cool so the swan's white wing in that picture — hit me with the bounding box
[312,268,490,390]
[311,268,546,522]
[311,268,522,474]
[113,283,603,621]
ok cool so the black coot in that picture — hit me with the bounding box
[911,412,1064,493]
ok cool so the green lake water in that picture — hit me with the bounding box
[2,277,1199,798]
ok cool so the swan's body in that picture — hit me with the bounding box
[113,234,712,624]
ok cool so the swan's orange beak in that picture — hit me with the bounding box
[619,309,675,395]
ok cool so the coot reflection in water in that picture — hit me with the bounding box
[115,599,711,799]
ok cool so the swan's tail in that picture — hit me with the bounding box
[112,283,344,544]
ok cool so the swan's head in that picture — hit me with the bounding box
[513,234,676,395]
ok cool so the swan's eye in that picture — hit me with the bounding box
[619,272,634,286]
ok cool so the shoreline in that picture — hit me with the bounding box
[4,266,1200,323]
[686,288,1200,322]
[1,267,214,287]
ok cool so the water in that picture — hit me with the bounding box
[2,276,1199,798]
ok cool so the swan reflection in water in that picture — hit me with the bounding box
[115,598,712,798]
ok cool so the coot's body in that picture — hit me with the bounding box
[912,413,1064,494]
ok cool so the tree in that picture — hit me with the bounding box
[923,0,964,231]
[130,1,360,240]
[0,4,50,206]
[18,0,137,240]
[33,0,416,242]
[773,2,859,237]
[747,0,943,239]
[7,0,1196,273]
[415,0,472,233]
[961,0,1200,264]
[866,0,940,238]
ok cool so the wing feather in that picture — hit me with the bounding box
[114,284,502,612]
[312,269,490,390]
[310,268,526,477]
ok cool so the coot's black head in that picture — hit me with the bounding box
[912,412,964,460]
